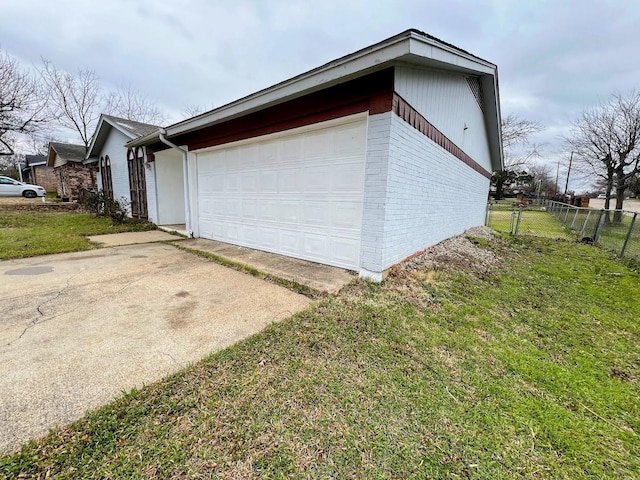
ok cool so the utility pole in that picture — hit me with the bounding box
[564,151,574,195]
[555,161,560,196]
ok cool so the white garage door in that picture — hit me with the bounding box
[196,114,367,270]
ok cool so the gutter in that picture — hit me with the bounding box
[158,129,194,238]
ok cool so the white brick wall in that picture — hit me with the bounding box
[379,114,490,269]
[359,112,392,278]
[100,129,132,208]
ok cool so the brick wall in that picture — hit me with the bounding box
[359,112,392,279]
[31,166,58,192]
[380,114,489,269]
[55,164,97,200]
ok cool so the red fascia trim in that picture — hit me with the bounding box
[170,68,394,152]
[392,93,492,179]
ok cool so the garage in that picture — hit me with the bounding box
[195,114,367,270]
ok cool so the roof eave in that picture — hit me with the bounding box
[481,71,504,172]
[128,29,503,169]
[46,146,57,167]
[127,129,161,148]
[87,115,140,159]
[156,30,496,141]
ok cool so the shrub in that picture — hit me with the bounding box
[79,188,130,224]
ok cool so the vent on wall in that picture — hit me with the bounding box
[466,76,484,113]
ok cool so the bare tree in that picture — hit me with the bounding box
[0,48,50,156]
[41,61,168,149]
[180,103,217,120]
[492,114,543,199]
[40,59,104,150]
[0,142,24,179]
[502,113,543,169]
[566,91,640,220]
[106,83,166,125]
[527,162,556,195]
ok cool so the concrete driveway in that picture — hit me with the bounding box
[0,243,311,453]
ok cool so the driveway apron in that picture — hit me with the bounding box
[0,243,310,453]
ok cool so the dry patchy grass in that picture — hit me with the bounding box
[1,231,639,479]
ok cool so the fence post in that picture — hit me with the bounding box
[620,212,637,258]
[580,210,592,237]
[514,205,523,234]
[485,202,492,227]
[570,208,579,229]
[593,210,605,243]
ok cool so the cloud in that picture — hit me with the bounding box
[1,0,639,160]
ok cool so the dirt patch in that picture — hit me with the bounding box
[373,227,503,311]
[393,226,502,277]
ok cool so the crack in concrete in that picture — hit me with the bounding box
[6,266,159,347]
[8,269,86,346]
[157,350,181,369]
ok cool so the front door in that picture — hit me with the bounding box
[128,148,148,219]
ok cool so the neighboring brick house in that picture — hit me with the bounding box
[46,142,97,200]
[22,154,58,192]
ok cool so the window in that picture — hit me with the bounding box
[127,147,147,218]
[100,155,113,198]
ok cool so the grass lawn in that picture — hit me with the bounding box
[1,234,639,478]
[598,214,640,262]
[0,211,156,260]
[488,207,572,240]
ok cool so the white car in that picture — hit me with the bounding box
[0,176,46,198]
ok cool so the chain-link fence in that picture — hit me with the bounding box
[547,201,639,262]
[485,200,572,239]
[486,199,640,264]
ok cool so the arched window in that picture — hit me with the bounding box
[100,155,113,199]
[127,147,148,218]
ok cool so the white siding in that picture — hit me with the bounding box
[153,149,185,225]
[395,64,492,172]
[94,128,132,215]
[380,114,490,269]
[145,162,158,224]
[53,155,65,168]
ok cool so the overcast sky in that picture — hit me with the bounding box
[1,0,639,190]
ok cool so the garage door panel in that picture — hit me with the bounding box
[260,200,280,222]
[281,137,302,160]
[255,226,278,250]
[279,168,301,193]
[302,232,330,260]
[242,172,260,192]
[197,116,366,270]
[280,201,300,223]
[260,141,278,164]
[331,201,363,229]
[279,230,301,255]
[334,123,367,155]
[242,198,259,219]
[330,237,361,265]
[303,166,331,192]
[261,171,278,192]
[304,130,332,158]
[332,162,366,192]
[224,222,241,242]
[240,144,259,167]
[303,202,327,226]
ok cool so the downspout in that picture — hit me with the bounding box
[158,129,193,238]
